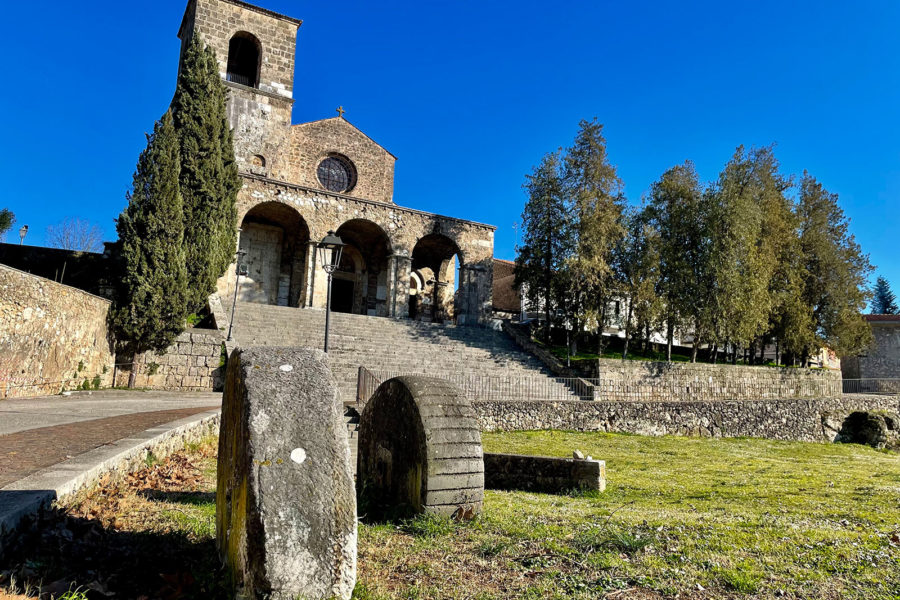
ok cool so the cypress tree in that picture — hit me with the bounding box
[872,276,898,314]
[172,36,240,313]
[114,111,189,388]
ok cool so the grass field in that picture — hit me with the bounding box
[2,432,898,599]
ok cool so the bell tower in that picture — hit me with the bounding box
[177,0,302,176]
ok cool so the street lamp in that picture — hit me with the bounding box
[226,248,248,342]
[18,225,28,245]
[318,230,345,353]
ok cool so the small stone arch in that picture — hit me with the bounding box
[357,376,484,520]
[226,31,262,88]
[238,201,309,306]
[411,233,464,323]
[333,218,393,316]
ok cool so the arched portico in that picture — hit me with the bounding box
[237,201,309,306]
[322,219,393,316]
[410,234,463,323]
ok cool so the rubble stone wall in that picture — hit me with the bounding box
[115,329,225,392]
[0,265,114,399]
[473,395,900,443]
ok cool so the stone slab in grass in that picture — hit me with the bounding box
[217,347,356,600]
[358,376,484,520]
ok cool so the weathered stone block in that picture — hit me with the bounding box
[217,347,356,600]
[358,376,484,519]
[484,452,606,494]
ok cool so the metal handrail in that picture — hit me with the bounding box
[842,378,900,395]
[355,367,844,406]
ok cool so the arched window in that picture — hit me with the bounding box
[226,32,261,88]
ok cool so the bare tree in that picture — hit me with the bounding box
[46,217,105,252]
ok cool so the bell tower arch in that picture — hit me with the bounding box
[177,0,302,175]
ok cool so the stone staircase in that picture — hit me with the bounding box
[228,302,578,406]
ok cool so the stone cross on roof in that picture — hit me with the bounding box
[336,106,345,118]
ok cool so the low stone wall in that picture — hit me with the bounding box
[589,360,842,402]
[114,329,224,392]
[474,395,900,442]
[484,453,605,493]
[0,264,114,399]
[503,322,841,402]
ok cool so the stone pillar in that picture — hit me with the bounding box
[357,376,484,519]
[390,255,412,319]
[217,347,357,600]
[304,240,318,308]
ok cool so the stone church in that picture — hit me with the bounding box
[177,0,495,324]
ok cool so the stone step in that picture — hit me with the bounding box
[229,302,581,406]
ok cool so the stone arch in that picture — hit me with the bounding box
[333,219,393,316]
[226,31,262,88]
[410,233,464,323]
[357,376,484,519]
[239,201,310,306]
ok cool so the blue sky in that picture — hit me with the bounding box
[1,0,897,289]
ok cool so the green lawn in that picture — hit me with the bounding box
[4,433,898,599]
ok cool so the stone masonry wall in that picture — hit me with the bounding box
[851,323,900,379]
[115,329,225,392]
[473,395,900,443]
[283,118,396,204]
[589,359,842,402]
[180,0,299,175]
[504,322,841,402]
[0,265,114,399]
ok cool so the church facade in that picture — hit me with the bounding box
[177,0,495,324]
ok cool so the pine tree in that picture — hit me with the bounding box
[793,172,872,360]
[872,276,898,314]
[114,111,189,388]
[172,36,240,313]
[563,119,626,352]
[515,150,572,339]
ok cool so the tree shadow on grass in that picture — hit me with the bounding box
[136,490,216,506]
[2,506,229,600]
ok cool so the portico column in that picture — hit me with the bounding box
[305,240,318,307]
[391,255,412,319]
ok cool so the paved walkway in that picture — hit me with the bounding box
[0,391,220,488]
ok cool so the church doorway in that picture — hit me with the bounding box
[332,219,392,316]
[331,279,355,313]
[410,233,462,323]
[238,202,309,306]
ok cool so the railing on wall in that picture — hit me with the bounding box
[356,367,596,405]
[842,378,900,395]
[355,367,844,406]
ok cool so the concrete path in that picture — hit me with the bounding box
[0,390,221,436]
[0,390,221,558]
[0,390,220,486]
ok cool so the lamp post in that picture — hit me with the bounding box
[226,248,248,342]
[18,225,28,245]
[318,230,345,353]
